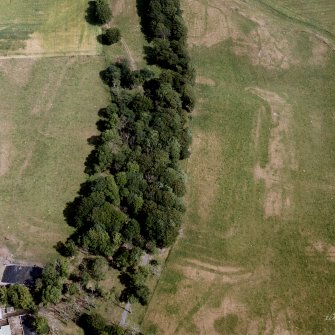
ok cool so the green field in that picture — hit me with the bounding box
[0,0,100,56]
[259,0,335,39]
[1,0,335,333]
[0,55,109,263]
[141,0,335,334]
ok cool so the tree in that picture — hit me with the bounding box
[80,312,107,334]
[101,65,121,87]
[119,267,150,305]
[42,285,62,305]
[56,239,78,257]
[104,28,121,45]
[32,315,50,335]
[34,258,68,305]
[82,225,113,256]
[6,285,35,310]
[0,286,7,305]
[89,257,109,281]
[96,0,112,24]
[121,219,140,241]
[112,247,142,271]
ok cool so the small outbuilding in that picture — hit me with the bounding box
[1,266,42,286]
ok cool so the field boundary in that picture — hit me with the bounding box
[0,50,101,60]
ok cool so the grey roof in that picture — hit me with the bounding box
[0,325,11,335]
[1,266,42,286]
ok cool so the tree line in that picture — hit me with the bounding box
[61,0,195,305]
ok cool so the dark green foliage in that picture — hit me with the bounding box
[81,225,114,256]
[56,239,78,257]
[113,247,142,271]
[6,284,35,310]
[121,219,141,241]
[80,313,107,334]
[63,282,79,296]
[35,258,69,305]
[119,267,150,305]
[95,0,112,24]
[104,28,121,45]
[101,60,154,89]
[79,312,136,335]
[32,315,50,335]
[137,0,195,110]
[89,257,109,281]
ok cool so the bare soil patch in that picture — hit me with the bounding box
[194,295,246,335]
[112,0,126,16]
[185,258,242,274]
[0,58,37,87]
[309,35,329,65]
[196,76,215,86]
[248,87,295,218]
[188,131,222,222]
[23,32,44,55]
[121,38,137,71]
[185,0,328,70]
[0,142,12,177]
[307,240,335,263]
[18,148,34,180]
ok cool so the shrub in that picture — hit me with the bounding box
[96,0,112,24]
[33,315,50,335]
[89,257,109,281]
[104,28,121,45]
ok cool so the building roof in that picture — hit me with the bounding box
[8,317,23,335]
[1,266,42,286]
[0,325,11,335]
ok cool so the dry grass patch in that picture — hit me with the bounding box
[0,55,109,263]
[195,76,216,86]
[188,131,222,223]
[248,87,296,218]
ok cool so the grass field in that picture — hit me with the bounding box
[140,0,335,334]
[0,55,109,263]
[0,0,100,56]
[258,0,335,40]
[1,0,335,333]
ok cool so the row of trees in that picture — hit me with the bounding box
[87,0,121,45]
[52,0,195,329]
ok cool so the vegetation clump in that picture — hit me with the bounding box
[95,0,112,24]
[104,28,121,45]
